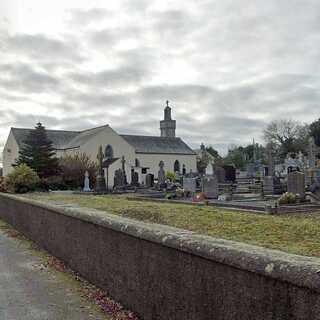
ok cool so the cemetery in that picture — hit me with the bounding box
[3,108,320,219]
[2,110,320,319]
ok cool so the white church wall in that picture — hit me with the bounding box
[77,126,136,189]
[2,130,20,176]
[137,153,197,178]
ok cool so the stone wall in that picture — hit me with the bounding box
[0,193,320,320]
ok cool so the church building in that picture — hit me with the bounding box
[3,102,197,188]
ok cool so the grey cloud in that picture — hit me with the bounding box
[67,8,111,27]
[0,63,60,93]
[4,33,83,65]
[68,65,148,88]
[2,1,320,158]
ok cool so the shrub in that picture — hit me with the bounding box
[278,192,298,205]
[37,175,67,191]
[59,153,97,190]
[166,171,176,182]
[5,164,40,193]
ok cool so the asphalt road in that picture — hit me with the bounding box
[0,228,107,320]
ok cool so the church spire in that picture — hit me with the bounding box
[160,100,176,137]
[164,100,172,120]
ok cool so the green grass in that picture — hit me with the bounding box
[24,193,320,258]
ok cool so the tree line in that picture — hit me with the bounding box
[203,118,320,170]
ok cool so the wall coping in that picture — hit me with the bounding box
[1,193,320,292]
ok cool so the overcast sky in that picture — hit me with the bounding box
[1,0,320,162]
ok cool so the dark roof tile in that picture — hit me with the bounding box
[120,135,196,155]
[11,128,79,149]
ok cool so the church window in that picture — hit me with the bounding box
[174,160,180,173]
[135,158,140,167]
[105,145,114,159]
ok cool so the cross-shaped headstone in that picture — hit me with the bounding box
[121,156,126,172]
[97,145,104,176]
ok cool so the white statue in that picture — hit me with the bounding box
[83,171,91,192]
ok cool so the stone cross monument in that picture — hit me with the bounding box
[95,145,107,192]
[158,160,166,186]
[266,143,275,177]
[309,136,316,169]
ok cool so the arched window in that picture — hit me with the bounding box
[174,160,180,173]
[135,158,140,167]
[105,145,114,159]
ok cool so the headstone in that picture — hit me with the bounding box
[309,136,316,168]
[95,145,107,192]
[146,174,154,188]
[215,166,226,183]
[266,143,275,177]
[131,170,139,187]
[83,171,91,192]
[287,171,305,199]
[223,165,236,182]
[203,176,218,198]
[121,156,127,185]
[183,177,196,193]
[263,176,281,195]
[182,164,186,175]
[158,161,166,186]
[114,168,126,189]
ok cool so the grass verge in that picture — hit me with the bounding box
[24,193,320,258]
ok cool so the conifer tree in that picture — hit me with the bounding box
[16,122,60,178]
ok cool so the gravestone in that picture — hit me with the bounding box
[146,174,154,188]
[215,166,226,183]
[158,161,166,186]
[182,164,186,175]
[95,145,106,192]
[287,171,305,199]
[183,177,196,193]
[114,168,126,189]
[263,176,281,195]
[203,176,218,199]
[120,156,128,185]
[83,171,91,192]
[223,165,236,182]
[131,170,139,187]
[266,143,275,177]
[309,136,317,168]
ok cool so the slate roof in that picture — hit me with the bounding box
[11,128,80,149]
[63,125,109,149]
[120,135,196,155]
[11,126,196,155]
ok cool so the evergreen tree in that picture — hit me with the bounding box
[16,122,60,178]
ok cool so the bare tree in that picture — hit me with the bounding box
[263,120,309,158]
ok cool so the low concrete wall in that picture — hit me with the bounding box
[0,193,320,320]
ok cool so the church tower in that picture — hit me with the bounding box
[160,101,176,137]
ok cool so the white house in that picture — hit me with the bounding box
[3,103,197,188]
